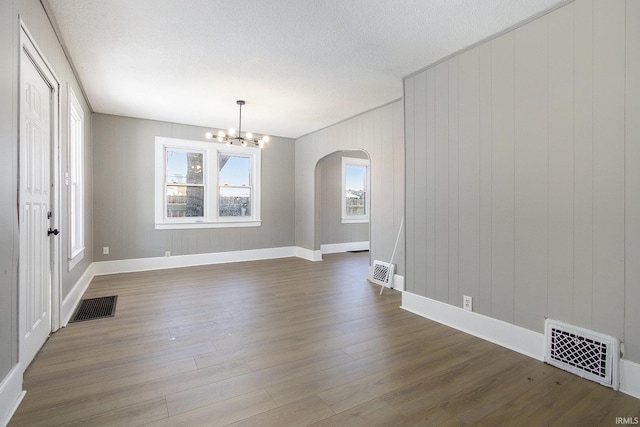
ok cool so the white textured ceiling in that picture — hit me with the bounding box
[45,0,567,139]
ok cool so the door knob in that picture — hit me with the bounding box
[47,228,59,236]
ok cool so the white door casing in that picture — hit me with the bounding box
[19,23,60,370]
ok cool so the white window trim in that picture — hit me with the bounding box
[341,156,370,224]
[155,136,261,229]
[67,84,84,270]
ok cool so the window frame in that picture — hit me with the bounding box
[341,156,370,224]
[155,136,261,229]
[67,85,84,270]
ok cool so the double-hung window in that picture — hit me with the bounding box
[155,137,261,229]
[341,157,370,223]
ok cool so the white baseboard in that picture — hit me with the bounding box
[401,291,545,361]
[92,246,301,276]
[621,359,640,399]
[0,364,25,427]
[321,241,369,254]
[61,264,96,326]
[294,247,323,262]
[401,291,640,400]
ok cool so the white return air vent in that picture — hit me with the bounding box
[369,260,395,287]
[544,319,620,390]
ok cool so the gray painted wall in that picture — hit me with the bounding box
[318,151,369,246]
[92,114,295,261]
[1,0,93,402]
[296,101,404,273]
[404,0,640,363]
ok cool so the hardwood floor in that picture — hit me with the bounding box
[11,253,640,426]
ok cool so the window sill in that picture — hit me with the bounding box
[68,248,85,271]
[155,220,261,230]
[341,218,369,224]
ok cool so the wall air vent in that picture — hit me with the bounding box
[368,260,395,287]
[544,319,619,390]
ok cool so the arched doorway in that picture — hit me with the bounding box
[314,150,371,262]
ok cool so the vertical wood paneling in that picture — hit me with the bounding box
[447,57,460,306]
[404,78,416,293]
[572,0,594,328]
[591,0,625,338]
[478,42,493,316]
[625,0,640,361]
[513,17,548,332]
[490,33,515,324]
[434,62,449,303]
[547,3,575,323]
[413,72,428,297]
[457,48,481,308]
[392,101,405,271]
[425,69,436,299]
[403,0,638,363]
[93,114,296,260]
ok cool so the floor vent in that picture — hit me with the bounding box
[70,296,118,323]
[369,260,395,287]
[544,319,619,389]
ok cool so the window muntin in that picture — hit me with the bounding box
[155,137,261,229]
[342,157,369,223]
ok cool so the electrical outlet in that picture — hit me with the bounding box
[165,251,171,257]
[103,246,109,255]
[463,295,473,312]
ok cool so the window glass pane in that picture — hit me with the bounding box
[167,150,203,184]
[219,155,250,186]
[346,191,366,216]
[166,185,204,217]
[219,187,251,217]
[345,165,366,191]
[345,165,366,216]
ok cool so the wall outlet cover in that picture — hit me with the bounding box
[463,295,473,312]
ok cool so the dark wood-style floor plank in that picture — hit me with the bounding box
[10,253,639,426]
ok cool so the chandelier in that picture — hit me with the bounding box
[205,100,270,148]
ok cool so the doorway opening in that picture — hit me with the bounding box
[314,150,371,263]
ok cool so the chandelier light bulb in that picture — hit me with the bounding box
[205,100,266,148]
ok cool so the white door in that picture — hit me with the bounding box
[19,34,57,369]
